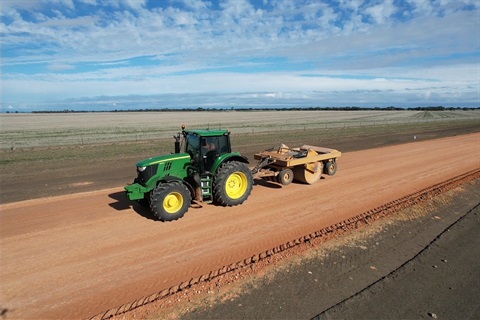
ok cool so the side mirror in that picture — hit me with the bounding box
[174,133,181,153]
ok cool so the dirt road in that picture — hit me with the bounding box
[1,133,479,319]
[181,180,480,320]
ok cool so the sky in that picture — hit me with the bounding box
[1,0,479,111]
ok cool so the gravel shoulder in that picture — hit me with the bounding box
[319,186,480,320]
[176,180,480,320]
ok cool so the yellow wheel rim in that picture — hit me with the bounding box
[163,192,184,214]
[225,172,248,199]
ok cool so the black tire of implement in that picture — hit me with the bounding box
[213,161,254,206]
[324,161,337,176]
[278,168,294,185]
[150,182,192,221]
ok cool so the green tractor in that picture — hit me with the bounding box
[125,125,253,221]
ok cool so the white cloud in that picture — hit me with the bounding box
[37,15,99,27]
[364,0,396,24]
[122,0,147,11]
[78,0,97,5]
[3,61,477,104]
[48,63,75,71]
[179,0,211,11]
[3,0,474,68]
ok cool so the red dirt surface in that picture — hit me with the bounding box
[1,133,479,319]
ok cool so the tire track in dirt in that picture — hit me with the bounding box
[96,169,479,320]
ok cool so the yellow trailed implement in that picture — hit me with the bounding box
[252,144,341,185]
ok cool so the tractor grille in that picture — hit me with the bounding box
[164,161,172,171]
[137,164,158,184]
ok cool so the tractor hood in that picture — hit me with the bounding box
[136,153,190,168]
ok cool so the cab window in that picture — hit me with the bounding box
[216,135,231,154]
[201,136,230,155]
[186,134,201,163]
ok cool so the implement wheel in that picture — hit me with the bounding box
[278,168,294,185]
[214,161,253,206]
[324,161,338,176]
[150,182,192,221]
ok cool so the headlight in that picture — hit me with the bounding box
[137,166,146,172]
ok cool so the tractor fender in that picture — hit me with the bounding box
[159,176,196,199]
[211,153,249,173]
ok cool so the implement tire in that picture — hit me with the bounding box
[278,168,294,185]
[214,161,253,206]
[324,161,338,176]
[150,182,191,221]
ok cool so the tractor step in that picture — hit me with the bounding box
[200,174,213,200]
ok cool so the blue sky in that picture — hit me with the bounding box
[1,0,479,111]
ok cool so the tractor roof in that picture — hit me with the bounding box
[185,129,230,137]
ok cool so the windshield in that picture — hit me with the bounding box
[186,134,201,163]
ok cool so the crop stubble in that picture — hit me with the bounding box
[1,110,479,149]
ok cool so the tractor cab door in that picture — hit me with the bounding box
[201,135,231,172]
[186,134,202,169]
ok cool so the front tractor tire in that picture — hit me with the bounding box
[214,161,253,206]
[150,182,192,221]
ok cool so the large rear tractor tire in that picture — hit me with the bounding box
[214,161,253,206]
[150,182,192,221]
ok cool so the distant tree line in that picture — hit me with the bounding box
[5,106,478,114]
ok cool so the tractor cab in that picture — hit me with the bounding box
[183,129,232,173]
